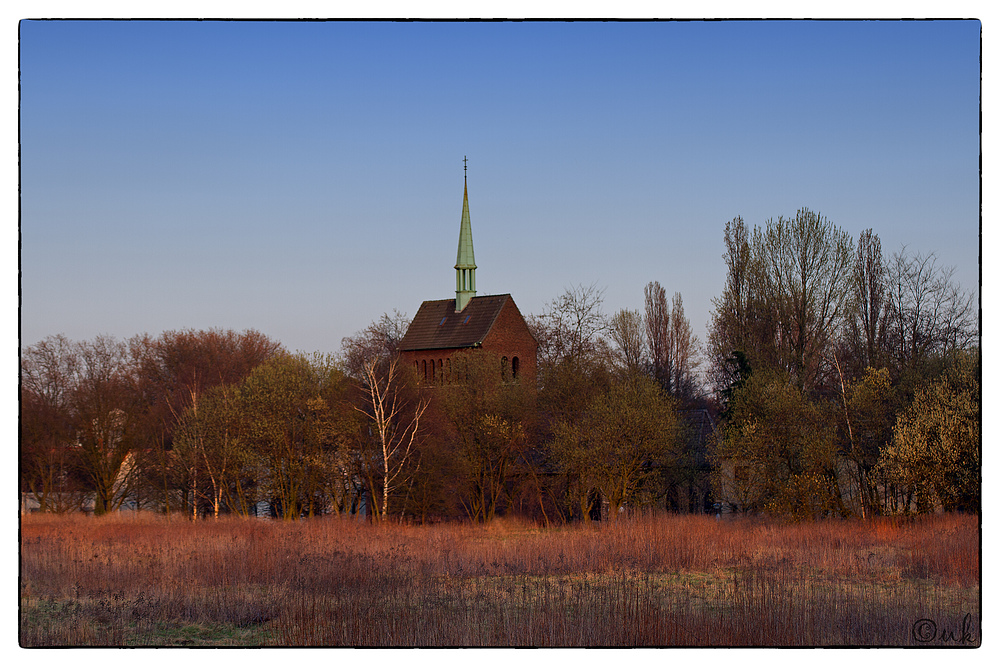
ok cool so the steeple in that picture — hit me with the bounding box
[455,156,477,312]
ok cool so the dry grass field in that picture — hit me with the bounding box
[19,512,979,647]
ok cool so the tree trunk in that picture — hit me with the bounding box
[191,467,198,521]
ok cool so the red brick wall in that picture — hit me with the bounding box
[481,297,538,388]
[399,347,467,385]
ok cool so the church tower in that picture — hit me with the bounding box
[397,157,538,388]
[455,157,477,312]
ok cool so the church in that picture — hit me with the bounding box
[398,164,537,387]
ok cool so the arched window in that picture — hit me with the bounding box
[501,356,509,381]
[422,360,427,382]
[438,359,444,385]
[446,358,451,384]
[511,356,519,380]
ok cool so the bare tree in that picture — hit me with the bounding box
[709,210,854,397]
[355,356,429,521]
[885,249,977,372]
[708,217,766,393]
[172,384,243,519]
[668,292,700,400]
[21,335,78,408]
[528,283,608,368]
[758,209,854,393]
[133,328,283,422]
[72,335,143,515]
[644,281,671,391]
[340,310,411,380]
[847,229,890,372]
[643,283,700,399]
[608,309,646,373]
[21,335,86,512]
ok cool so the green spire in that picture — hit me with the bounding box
[455,158,477,312]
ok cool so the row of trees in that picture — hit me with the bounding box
[19,283,705,522]
[20,208,979,520]
[341,296,706,523]
[21,330,283,515]
[707,209,979,517]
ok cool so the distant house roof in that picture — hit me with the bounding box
[398,294,512,351]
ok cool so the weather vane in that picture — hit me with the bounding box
[463,156,468,179]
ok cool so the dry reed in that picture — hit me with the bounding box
[19,512,980,646]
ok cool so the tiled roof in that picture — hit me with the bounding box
[398,294,510,351]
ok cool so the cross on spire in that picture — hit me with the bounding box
[463,155,468,181]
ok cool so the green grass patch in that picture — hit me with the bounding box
[138,621,277,646]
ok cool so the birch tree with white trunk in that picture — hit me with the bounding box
[356,357,428,521]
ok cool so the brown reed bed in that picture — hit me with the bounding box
[19,512,980,647]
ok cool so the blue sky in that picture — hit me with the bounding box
[19,19,981,358]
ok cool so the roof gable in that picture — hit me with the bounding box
[398,294,511,351]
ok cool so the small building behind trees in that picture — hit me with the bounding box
[399,294,537,388]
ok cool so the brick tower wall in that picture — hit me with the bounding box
[480,298,538,388]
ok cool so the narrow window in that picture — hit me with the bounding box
[501,356,509,381]
[511,356,519,380]
[438,359,444,385]
[422,360,427,382]
[446,358,451,384]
